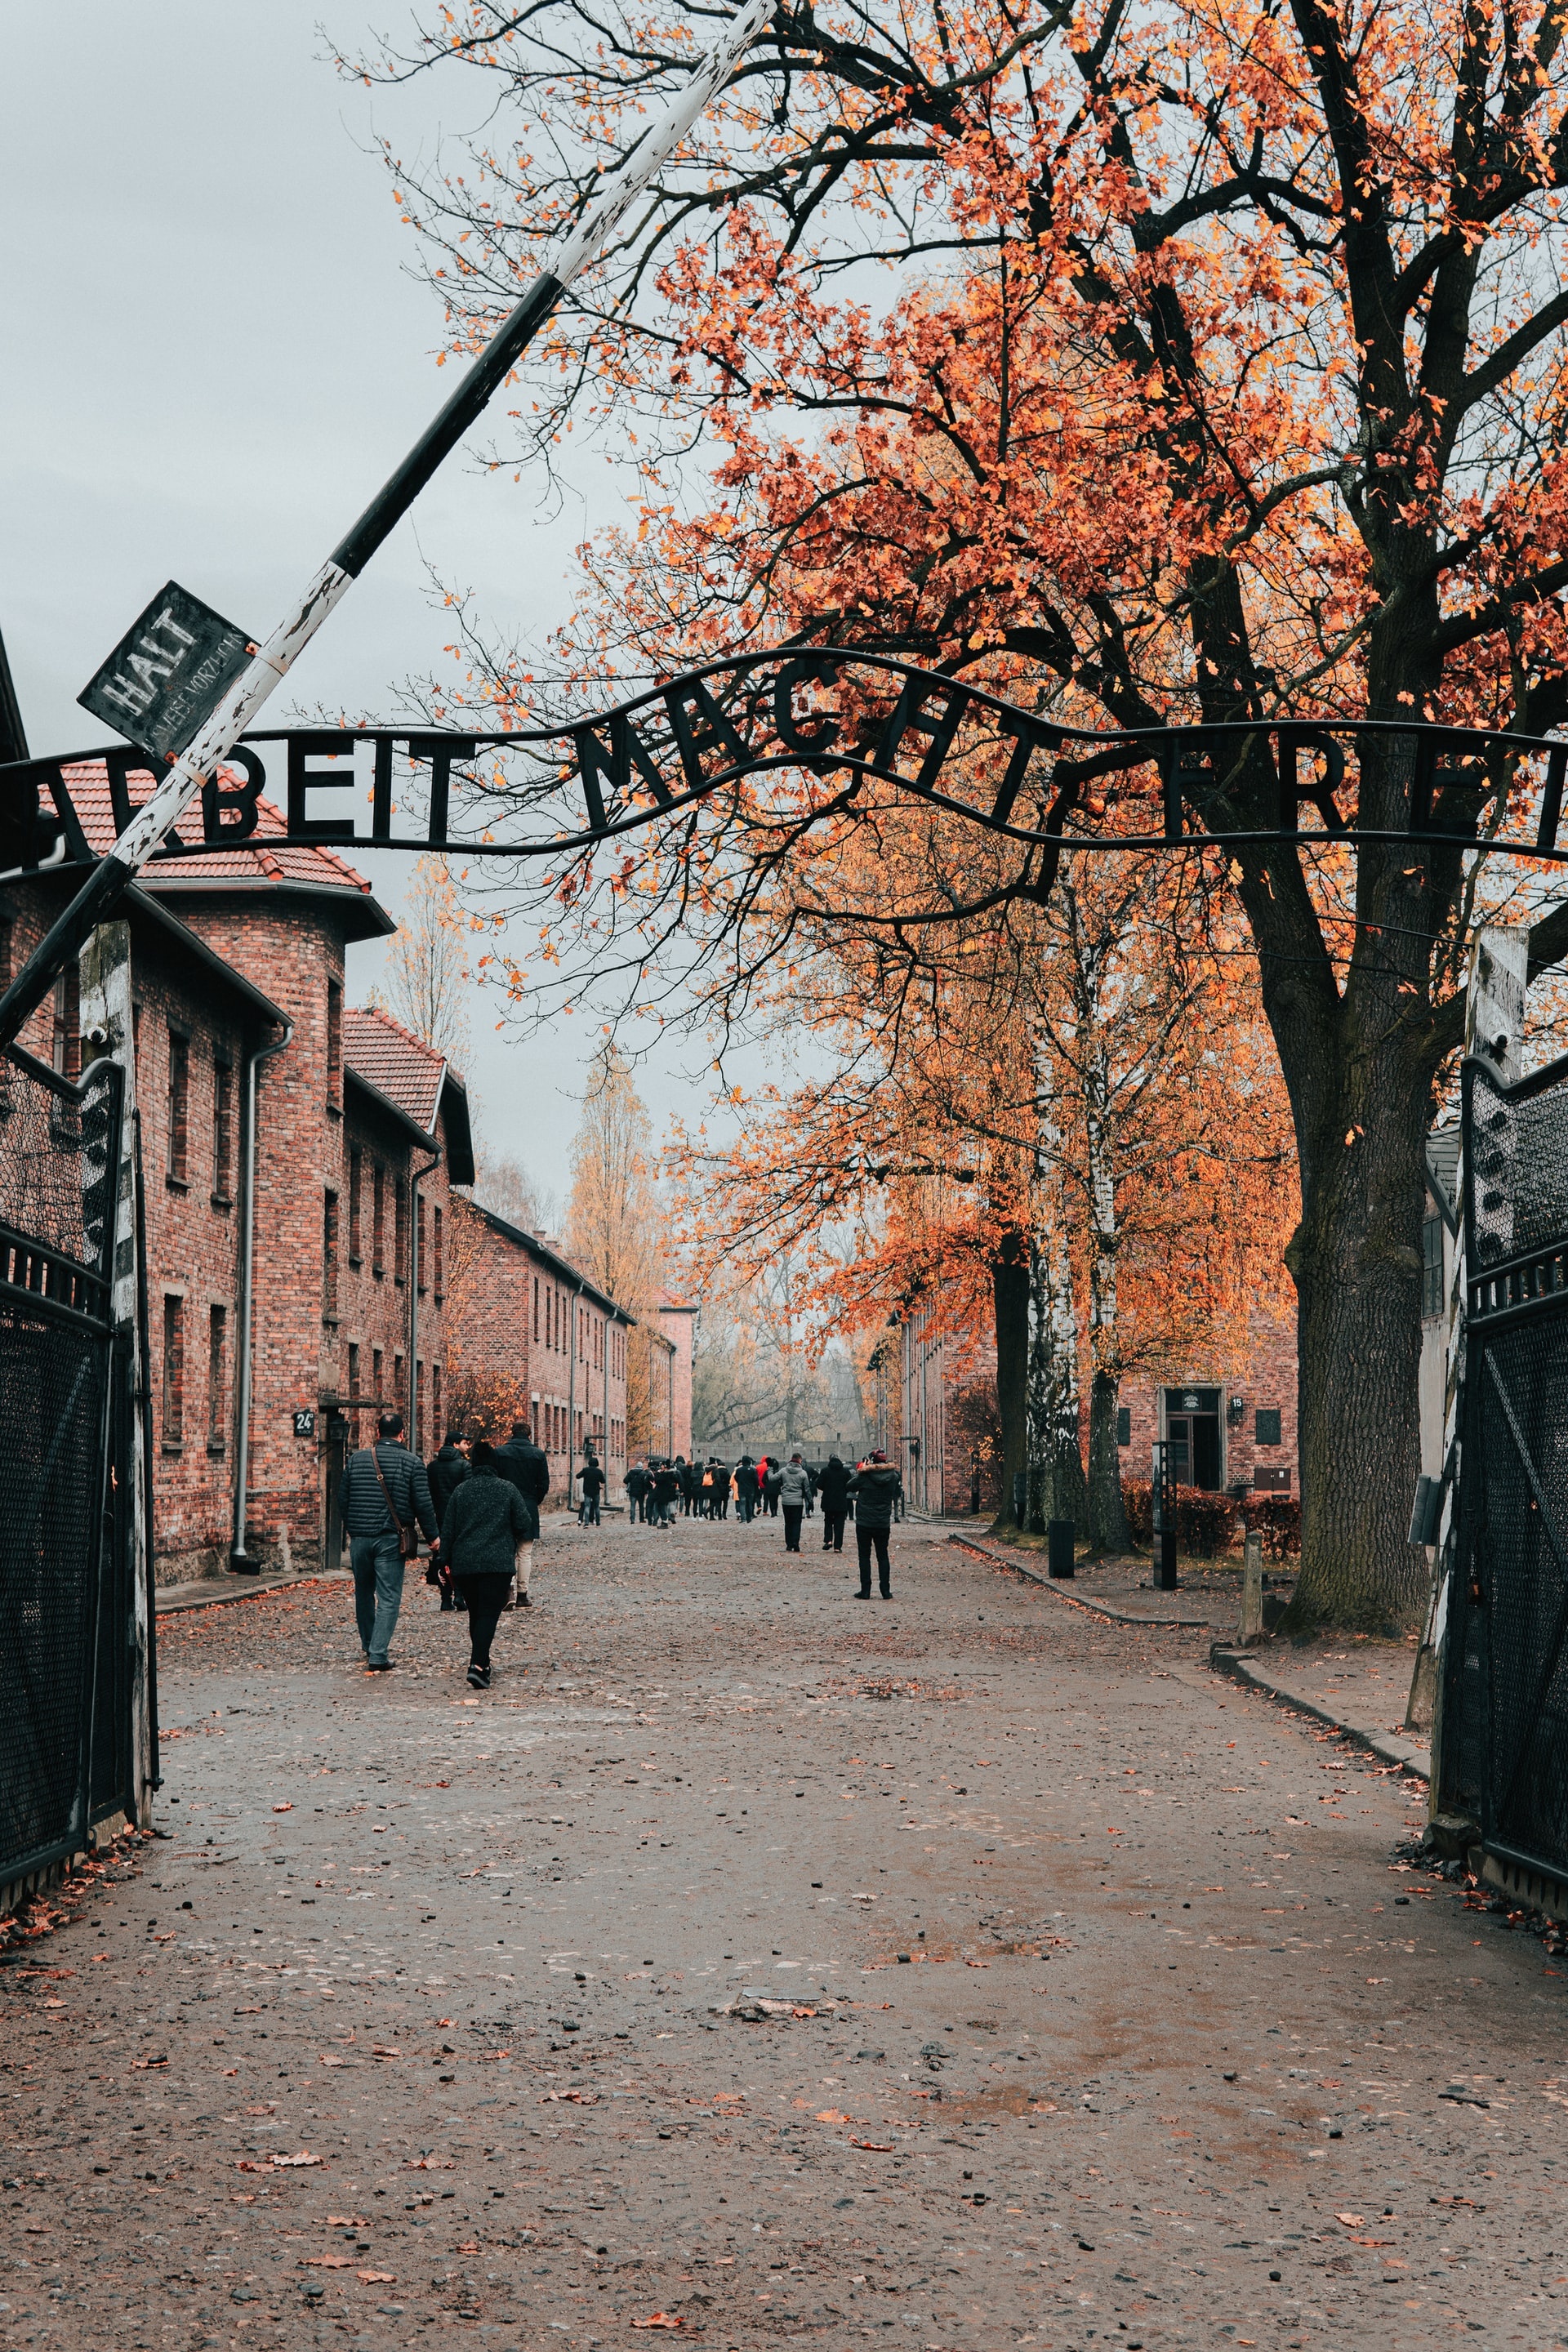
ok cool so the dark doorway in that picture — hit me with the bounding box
[1163,1387,1223,1490]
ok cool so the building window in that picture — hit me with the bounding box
[1254,1407,1282,1447]
[432,1361,443,1436]
[533,1276,540,1343]
[1116,1406,1131,1446]
[326,978,342,1109]
[166,1028,189,1181]
[212,1056,234,1200]
[433,1205,443,1300]
[394,1180,408,1285]
[162,1295,185,1447]
[371,1345,383,1406]
[414,1358,424,1454]
[416,1195,427,1294]
[1422,1213,1444,1320]
[207,1306,227,1452]
[372,1163,385,1275]
[348,1146,362,1263]
[52,965,80,1081]
[394,1352,405,1420]
[323,1188,340,1321]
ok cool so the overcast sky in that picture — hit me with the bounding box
[0,2,750,1201]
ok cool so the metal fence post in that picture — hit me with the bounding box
[1152,1440,1178,1590]
[1416,924,1528,1811]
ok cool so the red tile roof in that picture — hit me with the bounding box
[59,763,378,897]
[343,1004,449,1134]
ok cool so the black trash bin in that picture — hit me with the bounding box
[1048,1518,1075,1579]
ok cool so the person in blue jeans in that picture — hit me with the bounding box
[337,1410,439,1670]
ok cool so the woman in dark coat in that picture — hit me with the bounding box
[439,1440,536,1688]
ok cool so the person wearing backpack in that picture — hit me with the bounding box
[337,1410,439,1670]
[439,1439,537,1689]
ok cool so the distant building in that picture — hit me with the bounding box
[877,1298,1298,1518]
[444,1196,632,1498]
[656,1294,697,1459]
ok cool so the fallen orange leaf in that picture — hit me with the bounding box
[357,2269,395,2283]
[630,2319,688,2332]
[851,2138,894,2151]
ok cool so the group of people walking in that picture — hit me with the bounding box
[339,1415,907,1686]
[624,1445,904,1595]
[339,1414,549,1689]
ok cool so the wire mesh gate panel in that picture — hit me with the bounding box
[1443,1051,1568,1881]
[0,1043,129,1888]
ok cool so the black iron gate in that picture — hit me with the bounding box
[1441,1049,1568,1882]
[0,1041,134,1889]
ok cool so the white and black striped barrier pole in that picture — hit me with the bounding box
[0,0,773,1051]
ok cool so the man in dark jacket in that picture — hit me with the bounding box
[626,1460,649,1523]
[493,1420,550,1605]
[338,1410,439,1668]
[425,1428,470,1613]
[817,1454,853,1553]
[577,1454,605,1526]
[735,1454,756,1523]
[440,1439,536,1688]
[427,1428,469,1525]
[847,1450,903,1599]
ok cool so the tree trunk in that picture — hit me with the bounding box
[1027,1223,1087,1531]
[1272,988,1433,1633]
[1081,1033,1126,1552]
[990,1228,1029,1532]
[1086,1367,1130,1552]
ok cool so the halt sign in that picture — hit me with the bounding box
[78,580,255,761]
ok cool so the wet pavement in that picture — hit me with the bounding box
[1,1511,1561,2350]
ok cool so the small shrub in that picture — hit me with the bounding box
[1119,1478,1240,1556]
[1247,1494,1301,1559]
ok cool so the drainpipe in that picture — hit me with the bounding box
[231,1018,293,1570]
[603,1309,611,1489]
[408,1142,442,1450]
[567,1277,585,1471]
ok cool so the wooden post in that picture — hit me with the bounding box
[1240,1530,1264,1645]
[1412,924,1528,1807]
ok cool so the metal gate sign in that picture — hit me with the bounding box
[78,581,255,761]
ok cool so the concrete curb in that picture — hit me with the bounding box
[947,1534,1214,1628]
[156,1571,351,1616]
[1209,1643,1431,1780]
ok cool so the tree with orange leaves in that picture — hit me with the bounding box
[668,826,1295,1547]
[350,0,1568,1624]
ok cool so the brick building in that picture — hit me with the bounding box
[445,1196,632,1502]
[655,1294,697,1461]
[4,773,488,1579]
[880,1296,1299,1517]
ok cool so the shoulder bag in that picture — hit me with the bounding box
[371,1447,423,1561]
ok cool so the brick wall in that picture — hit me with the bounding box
[444,1199,630,1503]
[658,1303,696,1462]
[177,898,349,1570]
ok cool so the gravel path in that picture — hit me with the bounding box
[1,1512,1561,2350]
